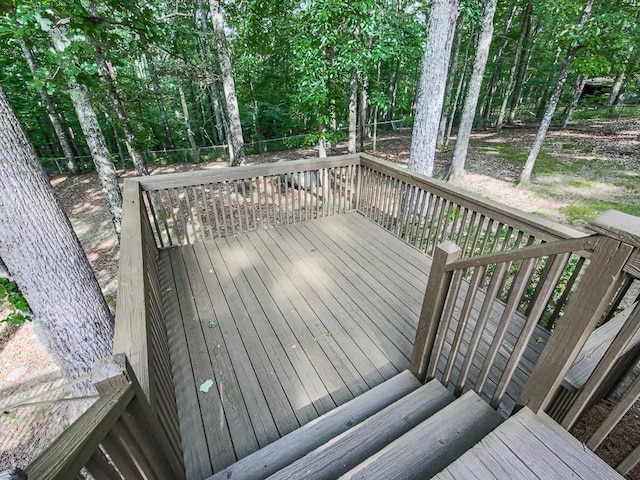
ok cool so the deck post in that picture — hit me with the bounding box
[410,241,461,383]
[518,232,634,414]
[92,354,186,480]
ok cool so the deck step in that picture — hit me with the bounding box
[267,380,454,480]
[434,407,624,480]
[340,390,503,480]
[209,370,421,480]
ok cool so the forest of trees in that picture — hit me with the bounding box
[1,0,638,176]
[1,0,639,380]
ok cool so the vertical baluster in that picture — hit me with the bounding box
[422,195,442,255]
[460,211,478,257]
[455,261,511,396]
[162,189,179,245]
[224,181,236,236]
[190,186,206,241]
[145,190,167,248]
[430,199,449,248]
[491,253,570,409]
[475,257,538,395]
[453,207,469,246]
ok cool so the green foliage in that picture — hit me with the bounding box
[0,279,31,327]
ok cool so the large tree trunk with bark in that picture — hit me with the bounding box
[20,40,78,174]
[50,24,123,235]
[348,71,358,154]
[449,0,498,181]
[519,0,595,185]
[408,0,459,176]
[0,85,113,381]
[209,0,247,167]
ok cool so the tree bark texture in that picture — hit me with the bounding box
[348,71,358,154]
[445,30,474,147]
[209,0,247,166]
[561,75,586,128]
[519,0,595,185]
[509,14,539,123]
[0,85,114,381]
[408,0,459,176]
[50,24,123,235]
[450,0,498,180]
[20,40,78,174]
[607,71,626,107]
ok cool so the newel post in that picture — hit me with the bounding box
[410,241,461,383]
[518,210,640,414]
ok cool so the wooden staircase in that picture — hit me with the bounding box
[208,371,494,480]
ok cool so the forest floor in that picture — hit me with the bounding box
[1,115,639,475]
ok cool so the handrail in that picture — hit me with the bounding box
[25,354,185,480]
[113,179,184,473]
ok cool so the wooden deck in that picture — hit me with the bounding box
[158,212,548,479]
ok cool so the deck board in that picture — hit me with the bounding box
[158,212,550,478]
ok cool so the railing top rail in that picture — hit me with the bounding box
[445,235,598,271]
[359,154,586,243]
[135,154,361,191]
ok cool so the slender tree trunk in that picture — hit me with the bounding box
[142,40,176,151]
[388,61,400,121]
[318,123,327,158]
[20,40,78,174]
[481,2,518,121]
[437,13,465,148]
[359,72,369,149]
[450,0,498,181]
[496,1,533,130]
[209,0,246,166]
[0,85,113,381]
[50,23,123,235]
[95,49,149,176]
[408,0,459,176]
[509,14,539,123]
[348,71,358,154]
[106,112,125,166]
[178,82,200,162]
[519,0,595,185]
[607,71,626,107]
[561,75,586,128]
[445,30,474,147]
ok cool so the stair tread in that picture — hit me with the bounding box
[434,407,624,480]
[340,390,503,480]
[208,370,420,480]
[267,380,454,480]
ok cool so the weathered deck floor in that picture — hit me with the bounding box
[158,212,547,479]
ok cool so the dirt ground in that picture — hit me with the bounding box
[1,117,639,474]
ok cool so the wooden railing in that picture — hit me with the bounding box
[137,155,360,248]
[112,180,184,474]
[25,354,184,480]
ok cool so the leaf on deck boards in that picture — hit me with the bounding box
[199,379,214,393]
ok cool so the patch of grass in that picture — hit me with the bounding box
[478,144,585,175]
[561,200,640,224]
[571,105,640,120]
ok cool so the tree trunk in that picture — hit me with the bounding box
[95,49,149,176]
[209,0,246,167]
[0,85,113,381]
[318,123,327,158]
[348,71,358,154]
[437,13,465,148]
[450,0,498,181]
[20,40,78,174]
[496,1,532,130]
[408,0,459,176]
[359,72,369,149]
[388,61,400,121]
[519,0,595,185]
[50,24,123,235]
[106,112,125,166]
[561,75,586,128]
[509,13,539,123]
[481,2,518,122]
[444,29,474,147]
[607,71,626,107]
[142,42,176,151]
[179,82,200,163]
